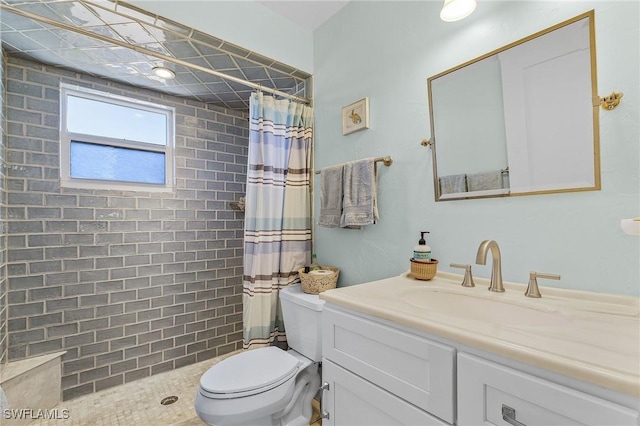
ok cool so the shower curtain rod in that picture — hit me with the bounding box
[2,5,312,105]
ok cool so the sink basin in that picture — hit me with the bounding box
[398,288,572,327]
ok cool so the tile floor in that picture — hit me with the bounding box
[8,350,321,426]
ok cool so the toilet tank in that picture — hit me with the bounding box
[279,284,325,362]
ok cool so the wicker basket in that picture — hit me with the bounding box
[298,266,339,294]
[410,259,438,280]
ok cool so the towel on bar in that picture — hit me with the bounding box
[318,164,344,228]
[341,158,378,229]
[467,171,503,191]
[439,174,467,194]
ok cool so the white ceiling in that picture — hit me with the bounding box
[257,1,350,31]
[0,0,314,109]
[0,0,350,106]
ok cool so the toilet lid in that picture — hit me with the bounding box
[200,347,299,396]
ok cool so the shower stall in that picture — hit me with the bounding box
[0,0,311,402]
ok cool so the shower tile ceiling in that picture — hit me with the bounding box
[0,0,311,110]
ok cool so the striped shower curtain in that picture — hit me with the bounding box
[243,92,313,349]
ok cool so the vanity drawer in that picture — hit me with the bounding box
[457,353,639,426]
[322,359,450,426]
[322,306,456,424]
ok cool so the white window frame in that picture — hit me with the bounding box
[60,83,175,192]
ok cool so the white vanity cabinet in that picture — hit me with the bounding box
[321,302,639,426]
[321,305,456,425]
[457,353,639,426]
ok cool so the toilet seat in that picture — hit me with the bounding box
[199,347,300,399]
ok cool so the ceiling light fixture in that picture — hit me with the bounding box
[440,0,477,22]
[152,66,176,80]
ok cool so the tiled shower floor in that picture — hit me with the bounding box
[17,350,321,426]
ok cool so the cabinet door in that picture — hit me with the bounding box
[457,353,639,426]
[322,359,450,426]
[323,306,455,423]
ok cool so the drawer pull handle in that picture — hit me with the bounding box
[502,404,526,426]
[320,382,330,420]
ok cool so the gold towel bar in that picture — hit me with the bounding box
[314,156,393,174]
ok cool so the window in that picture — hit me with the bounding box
[60,84,175,191]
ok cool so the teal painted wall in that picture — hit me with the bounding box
[313,1,640,296]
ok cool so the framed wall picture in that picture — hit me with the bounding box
[342,97,370,135]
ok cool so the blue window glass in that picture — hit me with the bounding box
[60,84,174,190]
[70,141,165,184]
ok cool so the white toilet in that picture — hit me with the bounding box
[194,283,324,426]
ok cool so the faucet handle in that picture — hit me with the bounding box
[450,263,475,287]
[525,271,560,298]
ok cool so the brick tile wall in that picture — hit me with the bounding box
[1,51,7,365]
[3,55,247,400]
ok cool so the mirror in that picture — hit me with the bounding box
[428,11,600,201]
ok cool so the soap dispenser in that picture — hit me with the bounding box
[413,231,431,262]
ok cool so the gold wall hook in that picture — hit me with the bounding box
[421,138,433,148]
[600,91,623,110]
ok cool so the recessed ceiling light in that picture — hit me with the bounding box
[440,0,477,22]
[152,66,176,80]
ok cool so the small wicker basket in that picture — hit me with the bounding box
[298,266,339,294]
[410,259,438,280]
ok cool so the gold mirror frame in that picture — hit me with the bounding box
[427,10,600,201]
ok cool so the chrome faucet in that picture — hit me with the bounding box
[475,240,504,292]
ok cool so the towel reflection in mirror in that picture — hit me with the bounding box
[439,169,508,195]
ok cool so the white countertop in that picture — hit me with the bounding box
[319,271,640,398]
